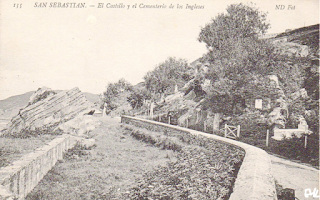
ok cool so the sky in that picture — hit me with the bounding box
[0,0,319,100]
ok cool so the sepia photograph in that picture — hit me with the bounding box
[0,0,319,199]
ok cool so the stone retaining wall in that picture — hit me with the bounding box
[0,135,79,200]
[121,115,277,200]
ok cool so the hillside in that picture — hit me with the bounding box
[83,92,101,105]
[275,24,319,54]
[0,91,34,119]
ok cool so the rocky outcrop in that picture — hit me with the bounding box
[28,87,56,106]
[5,87,93,136]
[273,41,309,57]
[266,75,289,129]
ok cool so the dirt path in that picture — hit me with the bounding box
[26,116,176,200]
[270,155,319,200]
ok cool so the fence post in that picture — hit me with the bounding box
[304,135,308,148]
[237,125,240,138]
[168,116,171,125]
[224,124,227,137]
[204,121,206,132]
[266,129,269,147]
[186,118,188,128]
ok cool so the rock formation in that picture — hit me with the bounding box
[5,87,94,136]
[267,75,288,129]
[28,87,56,106]
[56,115,101,137]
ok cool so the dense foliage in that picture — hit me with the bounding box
[127,82,151,110]
[123,125,244,199]
[198,3,278,114]
[103,78,133,113]
[144,57,193,97]
[198,3,269,48]
[197,3,318,159]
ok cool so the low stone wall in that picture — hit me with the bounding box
[0,135,80,200]
[121,115,277,200]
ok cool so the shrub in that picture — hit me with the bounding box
[63,142,96,160]
[269,133,319,166]
[228,111,268,139]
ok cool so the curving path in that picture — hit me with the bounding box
[270,155,319,200]
[110,116,319,200]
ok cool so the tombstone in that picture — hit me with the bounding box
[103,103,107,117]
[213,113,220,130]
[255,99,263,109]
[268,75,280,88]
[266,98,271,110]
[160,93,165,103]
[298,116,308,131]
[174,85,178,93]
[150,101,154,119]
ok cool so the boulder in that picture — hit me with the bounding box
[274,41,309,57]
[57,115,100,137]
[290,88,309,100]
[6,87,93,136]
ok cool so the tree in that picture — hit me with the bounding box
[198,3,276,114]
[127,82,151,109]
[198,3,269,49]
[144,57,192,98]
[103,78,133,112]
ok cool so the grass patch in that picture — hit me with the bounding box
[0,134,57,168]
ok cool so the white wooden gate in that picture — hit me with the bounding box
[223,124,240,139]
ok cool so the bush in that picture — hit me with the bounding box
[269,133,319,166]
[228,111,268,139]
[63,142,96,160]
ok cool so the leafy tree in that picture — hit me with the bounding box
[103,78,133,112]
[198,3,269,49]
[198,3,277,114]
[144,57,192,98]
[127,82,151,109]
